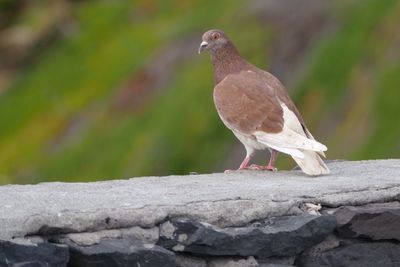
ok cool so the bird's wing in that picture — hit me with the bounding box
[214,70,327,159]
[213,70,284,134]
[260,70,327,157]
[254,102,327,159]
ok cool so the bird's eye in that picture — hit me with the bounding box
[212,32,220,40]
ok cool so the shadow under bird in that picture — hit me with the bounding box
[198,29,329,176]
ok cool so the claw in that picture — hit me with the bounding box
[249,164,262,170]
[249,164,277,171]
[226,150,278,173]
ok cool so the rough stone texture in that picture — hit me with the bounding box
[0,238,69,267]
[159,215,336,257]
[175,254,207,267]
[299,234,340,258]
[1,160,399,240]
[176,256,295,267]
[1,160,400,266]
[55,225,159,246]
[257,257,296,266]
[258,264,294,267]
[66,236,175,267]
[207,256,258,267]
[332,202,400,241]
[297,242,400,267]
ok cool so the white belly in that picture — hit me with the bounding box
[218,112,269,153]
[232,130,268,151]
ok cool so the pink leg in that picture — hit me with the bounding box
[239,156,251,170]
[266,149,278,171]
[249,150,278,171]
[224,152,254,173]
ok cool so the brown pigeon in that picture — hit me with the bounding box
[198,29,329,176]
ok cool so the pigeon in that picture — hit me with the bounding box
[198,29,329,176]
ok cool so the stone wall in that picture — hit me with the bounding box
[1,160,400,266]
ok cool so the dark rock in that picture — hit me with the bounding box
[175,254,207,267]
[66,236,175,267]
[297,242,400,267]
[52,226,159,246]
[257,256,295,266]
[258,264,295,267]
[333,202,400,241]
[0,238,69,267]
[207,256,258,267]
[299,235,340,258]
[158,214,336,258]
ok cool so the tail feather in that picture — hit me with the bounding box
[292,150,330,176]
[302,127,326,158]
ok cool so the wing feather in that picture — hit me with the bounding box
[214,71,283,134]
[214,70,328,161]
[253,103,327,157]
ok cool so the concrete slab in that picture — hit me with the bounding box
[1,160,399,239]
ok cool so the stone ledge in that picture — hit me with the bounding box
[1,159,400,266]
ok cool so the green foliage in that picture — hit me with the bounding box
[295,0,397,105]
[0,0,399,184]
[292,0,400,162]
[0,0,263,183]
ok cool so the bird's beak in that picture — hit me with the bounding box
[198,41,208,54]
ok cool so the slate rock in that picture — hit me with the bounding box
[158,214,336,258]
[66,236,175,267]
[297,242,400,267]
[257,256,296,266]
[299,235,340,258]
[0,238,69,267]
[207,256,258,267]
[55,226,159,246]
[333,202,400,241]
[175,254,207,267]
[258,264,295,267]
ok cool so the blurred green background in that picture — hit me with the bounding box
[0,0,399,184]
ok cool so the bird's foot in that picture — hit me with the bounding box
[249,164,277,171]
[224,163,277,173]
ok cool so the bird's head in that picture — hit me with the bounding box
[198,29,230,54]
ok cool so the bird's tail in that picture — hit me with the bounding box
[292,150,330,176]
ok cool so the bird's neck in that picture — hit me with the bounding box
[211,43,250,85]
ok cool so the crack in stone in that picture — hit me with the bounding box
[16,186,400,238]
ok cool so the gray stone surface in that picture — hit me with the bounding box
[0,238,69,267]
[257,256,296,266]
[175,254,207,267]
[66,236,175,267]
[55,225,159,246]
[158,215,336,257]
[207,256,258,267]
[0,160,400,239]
[297,242,400,267]
[258,264,294,267]
[299,234,340,258]
[333,202,400,241]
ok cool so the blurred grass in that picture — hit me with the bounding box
[0,0,399,184]
[295,0,396,105]
[0,0,267,183]
[294,0,400,160]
